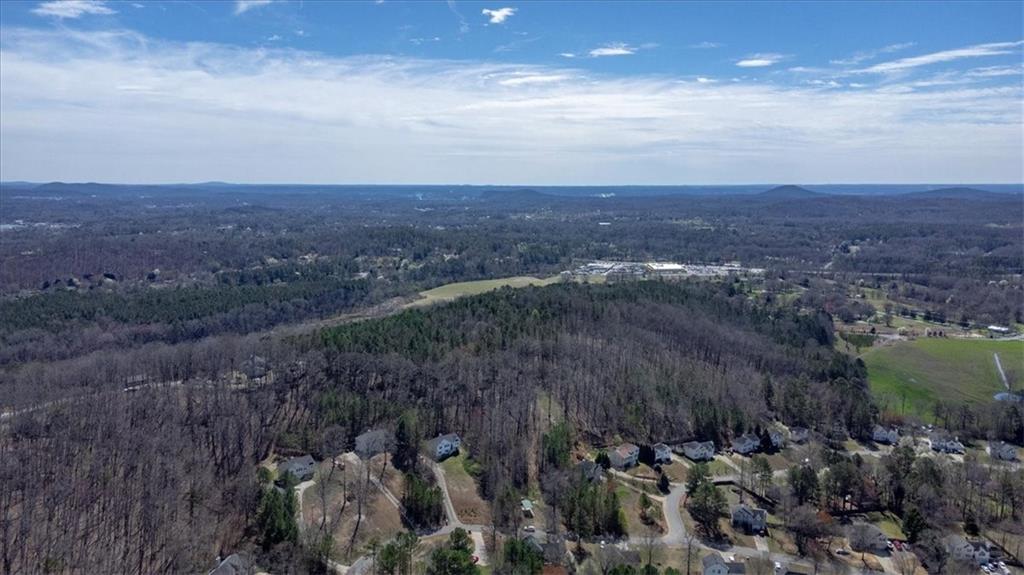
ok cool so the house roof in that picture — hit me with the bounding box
[521,499,533,511]
[615,443,638,457]
[653,442,670,451]
[426,433,460,450]
[279,455,315,476]
[733,504,766,521]
[702,553,725,567]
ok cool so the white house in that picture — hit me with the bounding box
[681,440,715,461]
[425,433,461,461]
[988,441,1019,461]
[929,432,965,454]
[872,425,899,445]
[731,504,767,534]
[731,434,760,455]
[652,442,672,464]
[944,535,991,565]
[701,552,746,575]
[609,443,640,469]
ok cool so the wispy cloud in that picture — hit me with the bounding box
[559,52,576,59]
[689,41,722,49]
[735,53,786,68]
[234,0,272,15]
[497,73,571,86]
[859,41,1024,74]
[0,28,1020,184]
[589,42,636,57]
[447,1,469,34]
[32,0,115,19]
[481,7,516,24]
[830,42,915,66]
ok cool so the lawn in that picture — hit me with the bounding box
[408,275,562,307]
[862,338,1024,419]
[440,452,491,524]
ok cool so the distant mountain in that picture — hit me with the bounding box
[901,187,1009,200]
[758,185,823,199]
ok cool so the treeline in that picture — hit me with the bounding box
[0,279,387,365]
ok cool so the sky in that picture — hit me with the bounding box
[0,0,1022,185]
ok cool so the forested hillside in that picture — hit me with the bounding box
[305,281,872,500]
[0,280,871,573]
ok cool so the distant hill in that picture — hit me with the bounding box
[479,188,556,201]
[901,187,1010,200]
[758,185,823,199]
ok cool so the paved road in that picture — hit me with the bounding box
[658,483,688,546]
[995,352,1010,390]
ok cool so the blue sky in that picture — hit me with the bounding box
[1,0,1022,184]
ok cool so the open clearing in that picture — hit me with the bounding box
[863,338,1024,418]
[439,452,491,525]
[408,275,562,307]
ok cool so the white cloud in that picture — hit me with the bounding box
[32,1,115,19]
[859,41,1024,74]
[830,42,915,66]
[481,7,516,24]
[689,41,722,49]
[497,73,571,86]
[234,0,272,16]
[966,65,1023,78]
[0,28,1020,184]
[559,52,576,59]
[589,43,635,57]
[696,77,714,84]
[736,53,785,68]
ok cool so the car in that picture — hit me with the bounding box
[886,540,895,550]
[834,548,849,555]
[893,540,903,551]
[523,525,535,532]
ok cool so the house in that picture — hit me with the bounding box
[521,499,534,518]
[653,442,673,464]
[278,455,316,483]
[731,434,760,455]
[944,535,991,565]
[847,523,887,552]
[522,535,544,555]
[355,429,392,459]
[575,460,604,483]
[731,504,767,534]
[608,443,640,469]
[208,553,252,575]
[929,432,965,454]
[789,427,810,444]
[988,441,1019,461]
[681,440,716,461]
[425,433,461,461]
[768,429,785,450]
[701,552,746,575]
[872,425,900,445]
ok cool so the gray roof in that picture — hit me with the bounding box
[209,553,251,575]
[702,553,725,568]
[279,455,315,477]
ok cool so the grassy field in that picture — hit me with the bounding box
[408,275,562,307]
[863,338,1024,418]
